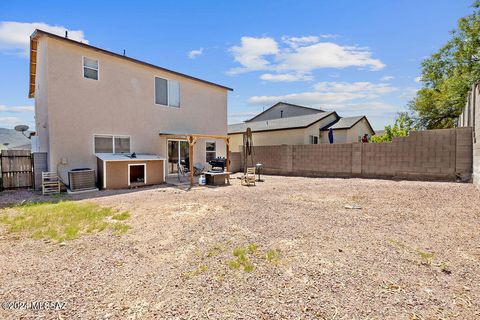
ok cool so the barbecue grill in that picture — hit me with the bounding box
[208,157,227,171]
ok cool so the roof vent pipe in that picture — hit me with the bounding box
[280,110,283,118]
[123,49,126,56]
[65,30,68,38]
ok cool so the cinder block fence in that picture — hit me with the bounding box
[231,127,473,182]
[458,81,480,189]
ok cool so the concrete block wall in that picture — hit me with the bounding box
[229,152,242,173]
[362,129,458,180]
[233,128,472,181]
[459,82,479,188]
[292,144,352,177]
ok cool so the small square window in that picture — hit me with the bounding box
[155,77,180,107]
[206,142,216,162]
[115,137,130,153]
[94,135,113,153]
[83,57,99,80]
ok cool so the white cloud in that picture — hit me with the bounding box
[228,111,259,123]
[380,75,394,81]
[277,42,385,72]
[188,48,203,59]
[228,36,278,75]
[281,36,319,48]
[0,105,34,113]
[259,73,313,82]
[314,81,396,94]
[328,102,399,111]
[247,81,396,107]
[0,21,87,56]
[228,35,385,79]
[399,87,418,100]
[0,116,23,126]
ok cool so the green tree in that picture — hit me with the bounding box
[410,1,480,129]
[371,113,414,143]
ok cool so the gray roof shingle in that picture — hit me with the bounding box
[228,111,336,134]
[322,116,364,130]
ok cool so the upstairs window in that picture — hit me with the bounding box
[155,77,180,107]
[309,135,318,144]
[205,142,216,162]
[83,57,99,80]
[94,135,130,153]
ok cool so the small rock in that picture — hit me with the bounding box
[59,242,66,247]
[344,204,362,209]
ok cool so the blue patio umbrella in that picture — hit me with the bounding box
[328,128,334,144]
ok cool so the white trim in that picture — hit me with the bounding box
[103,161,106,189]
[166,139,188,174]
[154,76,181,108]
[163,160,166,182]
[82,56,99,81]
[128,163,147,186]
[93,134,131,154]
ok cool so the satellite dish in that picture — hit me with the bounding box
[14,125,29,133]
[14,125,31,139]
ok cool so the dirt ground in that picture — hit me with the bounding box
[0,175,479,319]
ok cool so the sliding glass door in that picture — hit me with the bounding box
[167,140,189,174]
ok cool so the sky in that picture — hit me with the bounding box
[0,0,473,130]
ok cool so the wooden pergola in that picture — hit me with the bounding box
[159,133,230,186]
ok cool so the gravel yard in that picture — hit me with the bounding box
[0,175,479,319]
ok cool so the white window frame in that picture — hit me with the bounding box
[128,163,147,186]
[93,134,131,154]
[83,56,99,80]
[205,141,217,162]
[154,76,180,108]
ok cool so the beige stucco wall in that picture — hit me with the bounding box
[347,118,374,142]
[35,36,228,183]
[34,39,50,156]
[320,129,348,144]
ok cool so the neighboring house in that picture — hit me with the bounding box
[0,128,32,150]
[29,29,232,189]
[228,102,374,151]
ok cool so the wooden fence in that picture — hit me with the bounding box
[0,150,33,189]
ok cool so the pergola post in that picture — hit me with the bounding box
[225,137,230,172]
[188,135,195,186]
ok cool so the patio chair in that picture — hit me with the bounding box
[193,163,205,176]
[241,167,256,186]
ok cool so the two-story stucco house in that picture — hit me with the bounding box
[29,29,232,189]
